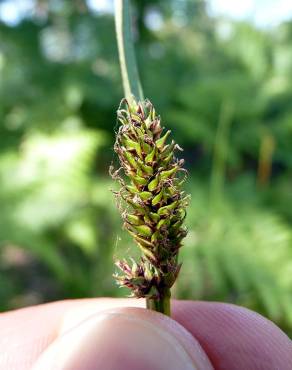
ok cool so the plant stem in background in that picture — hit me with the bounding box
[210,100,233,209]
[114,0,144,102]
[257,133,275,188]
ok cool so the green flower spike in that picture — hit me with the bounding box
[111,98,189,315]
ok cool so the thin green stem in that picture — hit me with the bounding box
[146,289,171,316]
[115,0,144,102]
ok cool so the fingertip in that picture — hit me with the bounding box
[0,298,144,370]
[172,301,292,370]
[32,307,214,370]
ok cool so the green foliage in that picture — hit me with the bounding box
[0,129,112,295]
[178,182,292,333]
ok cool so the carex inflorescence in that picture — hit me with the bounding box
[111,98,189,300]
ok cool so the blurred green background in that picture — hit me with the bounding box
[1,0,292,337]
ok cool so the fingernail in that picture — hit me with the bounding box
[33,311,200,370]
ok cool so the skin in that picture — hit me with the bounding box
[0,298,291,370]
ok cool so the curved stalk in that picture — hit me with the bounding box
[115,0,144,102]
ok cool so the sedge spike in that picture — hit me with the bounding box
[111,98,189,312]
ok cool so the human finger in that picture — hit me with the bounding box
[32,306,213,370]
[172,300,292,370]
[0,298,142,369]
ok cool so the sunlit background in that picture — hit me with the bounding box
[1,0,292,337]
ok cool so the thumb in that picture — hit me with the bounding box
[32,307,214,370]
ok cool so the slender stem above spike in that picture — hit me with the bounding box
[115,0,144,102]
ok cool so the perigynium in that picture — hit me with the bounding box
[110,98,189,312]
